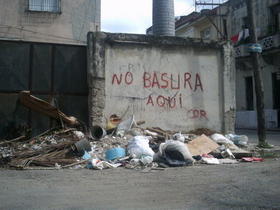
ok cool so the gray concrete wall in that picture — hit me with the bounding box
[88,32,236,133]
[0,0,100,45]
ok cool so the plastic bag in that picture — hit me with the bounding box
[173,132,185,142]
[87,159,121,170]
[225,134,248,147]
[201,157,220,165]
[127,136,154,159]
[210,133,234,145]
[154,140,195,167]
[116,115,134,137]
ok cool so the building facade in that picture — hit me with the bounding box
[174,0,280,129]
[0,0,100,137]
[0,0,101,45]
[231,0,280,129]
[175,6,229,41]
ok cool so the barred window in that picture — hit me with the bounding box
[28,0,60,13]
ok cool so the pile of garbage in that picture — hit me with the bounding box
[0,113,263,170]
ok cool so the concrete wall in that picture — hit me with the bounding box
[88,32,236,133]
[236,110,278,129]
[0,0,100,45]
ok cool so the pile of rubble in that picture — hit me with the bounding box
[0,114,263,170]
[0,92,264,170]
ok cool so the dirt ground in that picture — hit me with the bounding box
[0,160,279,210]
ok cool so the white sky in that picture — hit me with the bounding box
[101,0,195,34]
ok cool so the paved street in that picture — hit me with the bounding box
[0,160,279,209]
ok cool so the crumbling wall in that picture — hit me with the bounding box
[87,32,235,133]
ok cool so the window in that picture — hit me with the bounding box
[242,17,249,28]
[28,0,60,13]
[223,19,228,39]
[269,5,280,34]
[200,27,211,40]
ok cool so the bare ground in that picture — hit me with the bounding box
[0,160,279,210]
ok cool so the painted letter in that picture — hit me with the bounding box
[156,95,166,107]
[194,73,203,91]
[146,95,154,106]
[112,74,122,85]
[169,97,176,108]
[184,73,192,90]
[200,110,208,119]
[160,73,169,88]
[128,63,135,72]
[179,93,182,108]
[152,72,160,88]
[143,72,151,88]
[125,72,133,85]
[171,74,180,89]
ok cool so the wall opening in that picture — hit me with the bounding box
[245,76,254,110]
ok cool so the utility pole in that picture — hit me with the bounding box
[245,0,268,147]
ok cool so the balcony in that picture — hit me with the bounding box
[234,33,280,57]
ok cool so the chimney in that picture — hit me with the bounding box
[152,0,175,36]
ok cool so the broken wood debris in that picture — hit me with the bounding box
[19,91,79,126]
[0,112,254,170]
[0,136,26,146]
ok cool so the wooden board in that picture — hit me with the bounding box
[187,134,219,156]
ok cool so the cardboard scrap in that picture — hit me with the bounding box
[187,134,219,156]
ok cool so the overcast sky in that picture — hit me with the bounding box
[101,0,195,34]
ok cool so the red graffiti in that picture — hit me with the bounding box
[112,71,204,92]
[112,72,134,85]
[143,72,203,91]
[187,109,208,119]
[146,94,182,109]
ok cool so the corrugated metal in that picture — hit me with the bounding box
[0,41,88,138]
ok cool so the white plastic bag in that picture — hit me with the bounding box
[127,136,154,159]
[201,157,220,165]
[172,132,185,142]
[225,134,248,147]
[154,140,195,166]
[211,133,234,145]
[88,159,121,170]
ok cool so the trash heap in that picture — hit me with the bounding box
[0,114,264,170]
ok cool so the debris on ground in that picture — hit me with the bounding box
[187,128,216,136]
[187,134,219,156]
[19,91,79,126]
[225,134,249,147]
[241,157,264,162]
[0,107,262,170]
[201,154,220,165]
[154,140,195,167]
